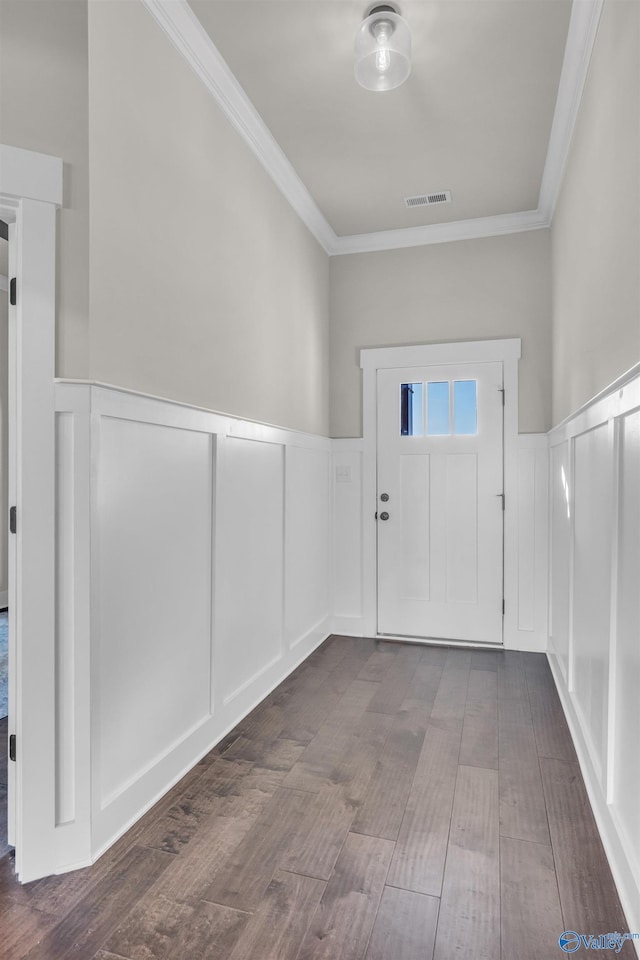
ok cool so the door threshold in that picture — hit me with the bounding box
[376,633,504,650]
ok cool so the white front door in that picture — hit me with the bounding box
[376,361,504,644]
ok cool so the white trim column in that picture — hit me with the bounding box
[1,144,64,880]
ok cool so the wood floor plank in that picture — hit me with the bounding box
[365,668,412,715]
[351,701,430,841]
[278,784,358,881]
[496,650,529,701]
[498,698,549,844]
[282,683,386,796]
[419,645,449,667]
[406,661,445,704]
[364,886,439,960]
[220,737,306,772]
[540,757,633,950]
[297,833,395,960]
[470,649,498,672]
[227,870,325,960]
[201,787,309,912]
[357,651,398,682]
[459,669,498,770]
[429,652,471,724]
[102,892,195,960]
[163,901,250,960]
[433,765,500,960]
[525,655,577,762]
[500,837,564,960]
[0,901,58,960]
[386,717,462,896]
[23,846,174,960]
[153,809,261,904]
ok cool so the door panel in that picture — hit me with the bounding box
[377,361,503,644]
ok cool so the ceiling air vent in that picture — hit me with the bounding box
[404,190,452,208]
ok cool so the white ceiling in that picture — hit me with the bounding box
[189,1,572,238]
[144,0,602,253]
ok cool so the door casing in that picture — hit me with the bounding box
[0,144,62,881]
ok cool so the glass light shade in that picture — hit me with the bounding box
[354,8,411,92]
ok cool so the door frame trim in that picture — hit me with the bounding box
[360,338,522,648]
[1,143,62,880]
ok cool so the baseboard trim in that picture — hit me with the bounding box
[547,649,640,957]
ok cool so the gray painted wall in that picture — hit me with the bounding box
[87,1,330,436]
[551,0,640,425]
[0,0,90,380]
[330,230,552,437]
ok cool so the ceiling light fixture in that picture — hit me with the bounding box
[354,3,411,92]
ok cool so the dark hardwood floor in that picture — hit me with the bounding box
[0,637,633,959]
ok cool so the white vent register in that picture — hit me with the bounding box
[404,191,452,208]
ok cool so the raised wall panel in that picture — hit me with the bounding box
[217,436,284,703]
[332,443,363,628]
[612,409,640,874]
[96,417,214,806]
[517,447,536,631]
[285,445,331,647]
[55,413,76,825]
[572,424,611,784]
[399,455,430,601]
[549,441,571,680]
[445,453,478,603]
[547,367,640,944]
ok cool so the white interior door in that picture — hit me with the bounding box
[377,361,504,644]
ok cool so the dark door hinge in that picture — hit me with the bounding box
[9,277,16,306]
[497,493,505,510]
[502,599,505,616]
[498,387,505,406]
[9,735,16,762]
[9,506,16,535]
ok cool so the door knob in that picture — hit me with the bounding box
[380,493,390,502]
[379,511,389,521]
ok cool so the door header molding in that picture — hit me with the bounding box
[360,338,521,372]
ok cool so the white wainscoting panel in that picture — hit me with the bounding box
[95,417,214,809]
[547,365,640,948]
[216,435,284,704]
[53,381,332,866]
[331,440,364,635]
[285,444,331,649]
[611,408,640,890]
[504,433,549,651]
[572,423,612,787]
[549,438,571,683]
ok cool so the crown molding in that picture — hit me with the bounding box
[142,0,602,257]
[538,0,604,221]
[331,209,550,255]
[141,0,337,254]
